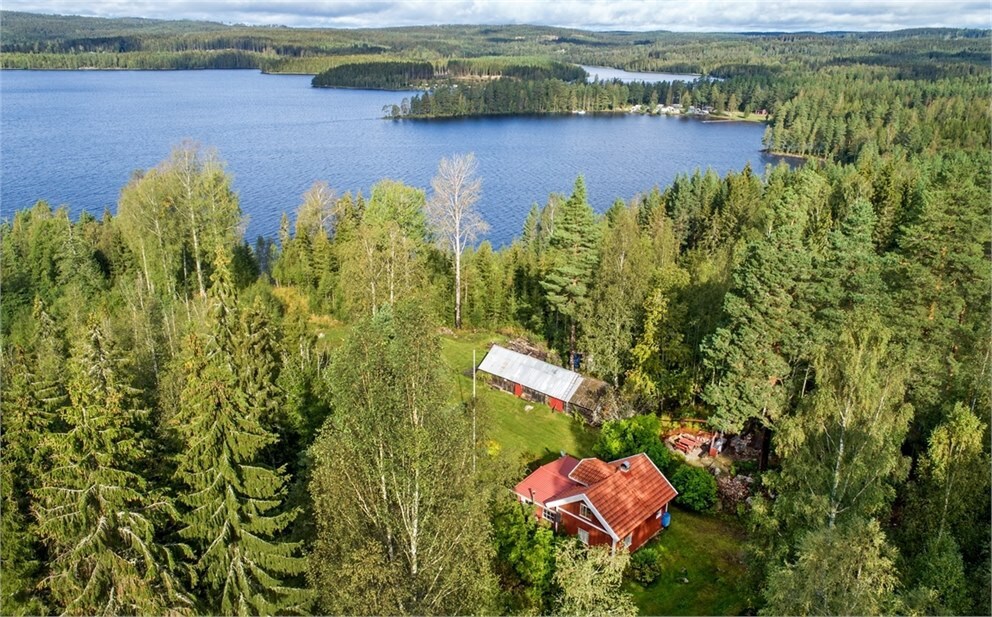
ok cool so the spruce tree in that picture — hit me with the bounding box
[1,302,66,614]
[33,320,192,616]
[172,249,309,615]
[540,176,600,367]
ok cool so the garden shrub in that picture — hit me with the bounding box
[671,464,717,512]
[629,546,664,585]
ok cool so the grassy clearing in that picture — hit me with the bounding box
[303,320,744,614]
[627,508,749,616]
[288,318,598,465]
[440,331,598,466]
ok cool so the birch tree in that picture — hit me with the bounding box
[169,143,241,298]
[553,542,637,617]
[919,403,988,541]
[426,153,488,329]
[762,518,901,616]
[308,303,497,615]
[582,203,652,387]
[770,319,912,533]
[118,143,241,301]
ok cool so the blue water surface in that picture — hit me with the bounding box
[1,69,777,246]
[580,65,702,83]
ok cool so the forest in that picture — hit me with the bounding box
[1,10,991,617]
[311,57,586,90]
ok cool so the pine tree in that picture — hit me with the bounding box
[172,249,309,615]
[33,320,192,616]
[702,190,812,463]
[541,176,600,367]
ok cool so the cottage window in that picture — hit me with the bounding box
[578,503,592,520]
[623,534,633,548]
[578,529,589,545]
[542,508,557,523]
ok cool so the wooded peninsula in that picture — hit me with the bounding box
[1,11,990,617]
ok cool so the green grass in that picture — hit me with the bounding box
[440,331,598,466]
[309,320,743,614]
[626,508,749,616]
[295,318,598,466]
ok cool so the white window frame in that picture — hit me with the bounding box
[542,508,556,523]
[578,528,590,545]
[578,502,592,521]
[623,533,633,548]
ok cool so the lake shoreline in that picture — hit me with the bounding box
[2,69,773,248]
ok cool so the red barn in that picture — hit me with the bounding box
[476,345,609,423]
[513,453,678,552]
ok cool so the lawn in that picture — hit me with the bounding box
[280,315,596,465]
[626,508,749,616]
[440,331,598,466]
[307,320,745,615]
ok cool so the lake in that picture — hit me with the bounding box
[580,65,702,83]
[0,69,778,246]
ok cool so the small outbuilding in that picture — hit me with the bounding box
[477,344,609,423]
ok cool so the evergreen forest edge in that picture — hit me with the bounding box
[1,11,990,617]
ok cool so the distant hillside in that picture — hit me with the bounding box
[1,10,986,80]
[0,10,230,46]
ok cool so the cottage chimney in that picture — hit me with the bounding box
[619,461,630,472]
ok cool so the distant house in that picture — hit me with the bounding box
[513,453,678,552]
[476,345,609,423]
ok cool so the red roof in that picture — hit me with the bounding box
[513,455,581,505]
[569,458,615,485]
[541,453,678,541]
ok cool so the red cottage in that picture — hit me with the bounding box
[513,453,678,552]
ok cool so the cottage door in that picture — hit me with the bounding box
[513,383,523,397]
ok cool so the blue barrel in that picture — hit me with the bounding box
[661,511,672,528]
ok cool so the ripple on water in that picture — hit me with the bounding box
[1,70,776,247]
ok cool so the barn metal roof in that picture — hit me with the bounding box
[477,345,584,402]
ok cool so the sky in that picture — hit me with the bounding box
[3,0,990,32]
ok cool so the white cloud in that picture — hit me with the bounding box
[3,0,990,31]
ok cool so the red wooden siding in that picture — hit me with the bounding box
[629,508,664,551]
[548,396,564,412]
[559,512,612,547]
[557,501,612,547]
